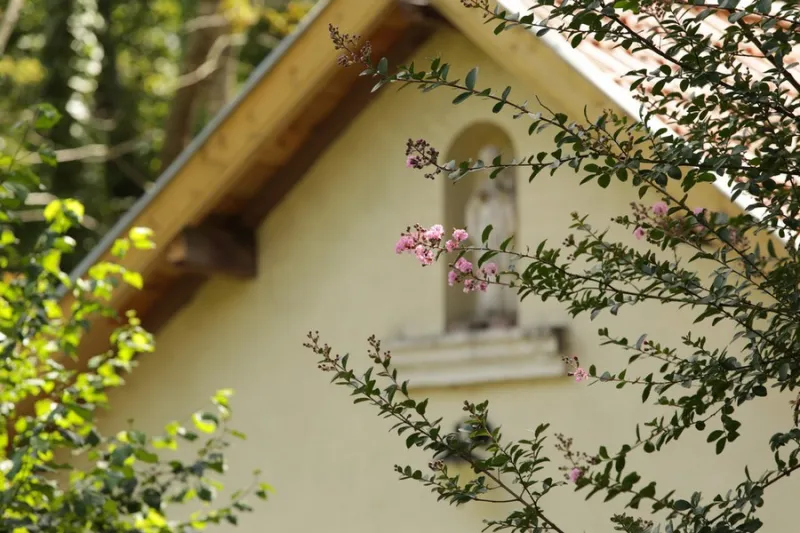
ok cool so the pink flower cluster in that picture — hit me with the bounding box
[633,201,705,240]
[406,155,422,168]
[446,257,498,293]
[565,355,589,384]
[651,201,668,216]
[568,467,584,483]
[396,225,500,293]
[395,224,469,267]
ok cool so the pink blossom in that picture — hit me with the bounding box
[573,367,589,382]
[633,227,646,240]
[481,262,498,277]
[463,279,476,293]
[568,467,583,483]
[478,281,488,292]
[445,239,458,253]
[652,201,669,216]
[406,155,420,168]
[415,245,433,266]
[454,257,473,274]
[424,224,445,242]
[395,235,416,254]
[452,229,469,242]
[692,207,705,216]
[447,270,459,287]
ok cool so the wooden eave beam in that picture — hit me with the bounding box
[166,222,256,279]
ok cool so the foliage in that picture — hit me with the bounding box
[0,0,315,268]
[313,2,800,533]
[0,106,266,531]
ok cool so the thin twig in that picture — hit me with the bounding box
[175,33,246,89]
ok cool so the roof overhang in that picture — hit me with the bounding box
[60,0,782,374]
[61,0,444,358]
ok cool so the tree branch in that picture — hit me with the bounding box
[18,134,152,165]
[174,33,245,89]
[0,0,24,56]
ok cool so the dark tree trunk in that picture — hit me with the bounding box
[38,0,78,198]
[159,0,222,171]
[95,0,146,204]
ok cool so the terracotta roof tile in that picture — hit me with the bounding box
[520,1,800,103]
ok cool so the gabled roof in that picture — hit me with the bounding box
[66,0,779,361]
[62,0,441,360]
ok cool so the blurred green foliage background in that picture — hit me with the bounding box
[0,0,314,269]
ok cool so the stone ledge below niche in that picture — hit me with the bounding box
[385,327,567,389]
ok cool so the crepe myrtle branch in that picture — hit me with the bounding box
[328,25,604,150]
[304,332,737,531]
[331,23,800,269]
[405,136,800,187]
[404,132,781,309]
[305,332,569,533]
[307,331,783,532]
[667,1,800,26]
[402,113,777,295]
[396,222,798,436]
[458,0,800,127]
[330,29,785,290]
[395,215,780,330]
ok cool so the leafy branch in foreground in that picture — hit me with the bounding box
[306,332,568,533]
[1,105,267,531]
[315,1,800,531]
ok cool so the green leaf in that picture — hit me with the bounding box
[123,270,144,290]
[755,0,772,13]
[453,92,471,104]
[38,146,58,167]
[34,103,62,130]
[192,412,218,434]
[465,67,478,90]
[481,224,493,243]
[41,250,62,275]
[134,448,159,464]
[62,199,85,221]
[64,402,93,421]
[377,57,388,76]
[129,226,155,249]
[673,499,692,511]
[43,200,61,222]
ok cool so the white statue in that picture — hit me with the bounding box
[465,145,518,328]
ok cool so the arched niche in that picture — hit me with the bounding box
[444,122,518,331]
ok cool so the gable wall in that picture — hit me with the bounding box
[99,28,797,532]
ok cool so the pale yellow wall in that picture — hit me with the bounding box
[99,28,799,532]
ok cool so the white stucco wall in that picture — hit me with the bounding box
[99,27,798,533]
